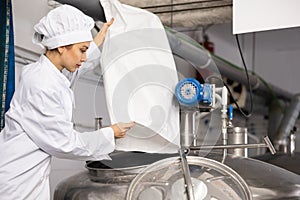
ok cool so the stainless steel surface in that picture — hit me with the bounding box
[202,152,300,200]
[179,148,195,200]
[54,171,134,200]
[253,152,300,175]
[171,178,207,200]
[222,155,300,200]
[54,152,176,200]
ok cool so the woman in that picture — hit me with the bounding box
[0,4,134,199]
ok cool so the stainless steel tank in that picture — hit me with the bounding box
[54,152,300,200]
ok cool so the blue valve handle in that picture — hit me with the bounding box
[229,104,233,120]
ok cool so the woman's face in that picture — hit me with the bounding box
[60,41,91,72]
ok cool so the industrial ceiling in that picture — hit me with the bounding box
[53,0,232,27]
[120,0,232,27]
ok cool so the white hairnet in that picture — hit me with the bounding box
[33,4,94,50]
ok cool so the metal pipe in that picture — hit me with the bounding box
[190,144,267,150]
[152,4,232,14]
[221,87,228,163]
[180,110,197,147]
[192,112,198,146]
[290,133,296,156]
[190,136,276,154]
[263,136,276,154]
[179,148,195,200]
[141,0,227,9]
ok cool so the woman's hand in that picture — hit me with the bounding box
[110,121,135,138]
[93,18,114,47]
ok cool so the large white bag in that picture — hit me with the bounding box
[100,0,179,153]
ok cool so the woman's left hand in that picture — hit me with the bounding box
[93,18,114,47]
[110,121,135,138]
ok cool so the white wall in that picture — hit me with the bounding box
[233,0,300,34]
[204,23,300,94]
[12,0,50,53]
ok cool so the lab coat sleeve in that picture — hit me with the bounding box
[12,90,115,160]
[63,41,101,86]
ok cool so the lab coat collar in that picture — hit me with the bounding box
[40,54,71,88]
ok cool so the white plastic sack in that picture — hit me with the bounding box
[100,0,180,153]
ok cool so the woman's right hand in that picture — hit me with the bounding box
[93,18,114,47]
[110,121,135,138]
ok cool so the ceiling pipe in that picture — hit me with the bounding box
[141,0,227,9]
[54,0,231,25]
[139,0,232,14]
[150,4,232,14]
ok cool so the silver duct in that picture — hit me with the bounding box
[165,28,294,101]
[274,94,300,149]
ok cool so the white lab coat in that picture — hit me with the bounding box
[0,42,115,200]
